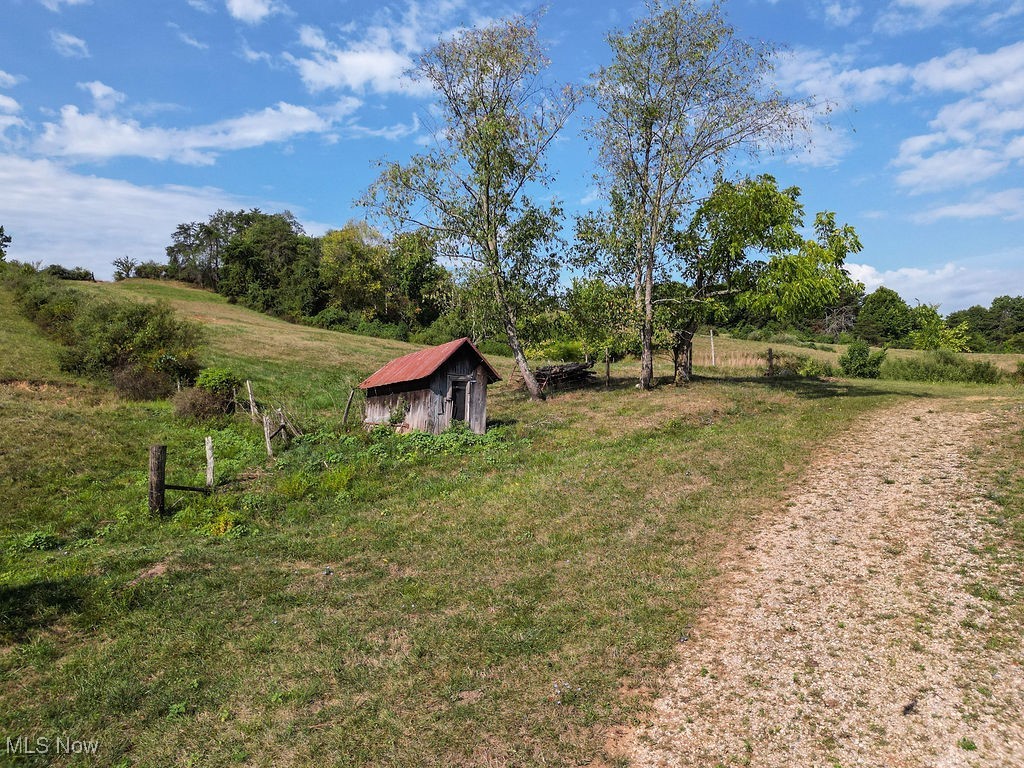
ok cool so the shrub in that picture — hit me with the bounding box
[173,387,228,421]
[796,357,835,378]
[880,350,1003,384]
[527,339,585,362]
[195,367,241,408]
[838,340,886,378]
[42,264,95,281]
[132,261,169,279]
[112,367,174,400]
[58,298,202,384]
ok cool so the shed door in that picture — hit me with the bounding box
[451,381,468,421]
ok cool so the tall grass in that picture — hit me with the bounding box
[880,349,1004,384]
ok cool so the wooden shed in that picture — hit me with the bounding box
[359,338,501,435]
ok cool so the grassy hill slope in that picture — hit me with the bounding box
[1,280,1020,767]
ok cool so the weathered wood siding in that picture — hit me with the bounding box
[363,388,437,432]
[363,347,491,435]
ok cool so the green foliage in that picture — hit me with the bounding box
[880,350,1003,384]
[59,298,203,384]
[0,224,10,260]
[362,13,580,399]
[908,304,971,351]
[4,267,203,394]
[195,367,242,398]
[854,286,913,345]
[796,356,835,378]
[132,261,170,279]
[947,296,1024,352]
[42,264,95,281]
[527,339,586,362]
[10,530,61,552]
[838,340,887,378]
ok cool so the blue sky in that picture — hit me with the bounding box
[1,0,1022,312]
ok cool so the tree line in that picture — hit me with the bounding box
[5,1,1020,397]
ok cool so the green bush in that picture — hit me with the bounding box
[527,339,585,362]
[796,357,835,378]
[42,264,95,281]
[58,299,202,385]
[838,340,887,378]
[196,367,241,398]
[5,267,203,395]
[880,350,1003,384]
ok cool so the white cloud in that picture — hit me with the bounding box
[225,0,288,24]
[774,49,910,110]
[346,113,421,140]
[38,0,90,11]
[285,2,471,96]
[188,0,214,11]
[0,154,243,277]
[77,80,125,112]
[240,41,272,63]
[915,189,1024,222]
[36,101,346,165]
[50,30,90,58]
[790,120,855,167]
[891,42,1024,192]
[845,259,1023,312]
[0,95,20,114]
[894,146,1006,192]
[875,0,976,33]
[167,23,208,50]
[824,1,861,27]
[0,70,24,89]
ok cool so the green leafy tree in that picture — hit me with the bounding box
[112,255,138,281]
[585,0,809,389]
[853,286,913,345]
[565,278,633,379]
[0,225,10,260]
[363,14,581,401]
[908,304,971,352]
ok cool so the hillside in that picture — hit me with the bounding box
[1,280,1022,767]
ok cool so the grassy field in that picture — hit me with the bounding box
[1,279,1022,767]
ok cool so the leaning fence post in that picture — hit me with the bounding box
[263,415,274,458]
[342,388,356,425]
[149,445,167,516]
[205,436,214,488]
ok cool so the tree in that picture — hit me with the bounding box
[853,286,913,345]
[362,14,581,401]
[565,278,633,382]
[112,255,138,281]
[908,304,971,352]
[0,225,10,261]
[586,0,809,389]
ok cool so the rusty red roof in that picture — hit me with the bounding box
[359,337,502,390]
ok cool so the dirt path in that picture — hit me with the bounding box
[626,399,1024,768]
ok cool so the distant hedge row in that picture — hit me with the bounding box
[2,262,202,398]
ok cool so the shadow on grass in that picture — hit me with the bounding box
[698,374,928,400]
[0,577,91,643]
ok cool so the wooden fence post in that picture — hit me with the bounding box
[342,388,355,425]
[246,380,259,423]
[149,445,167,516]
[710,328,716,367]
[767,347,775,376]
[263,415,274,458]
[205,436,214,488]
